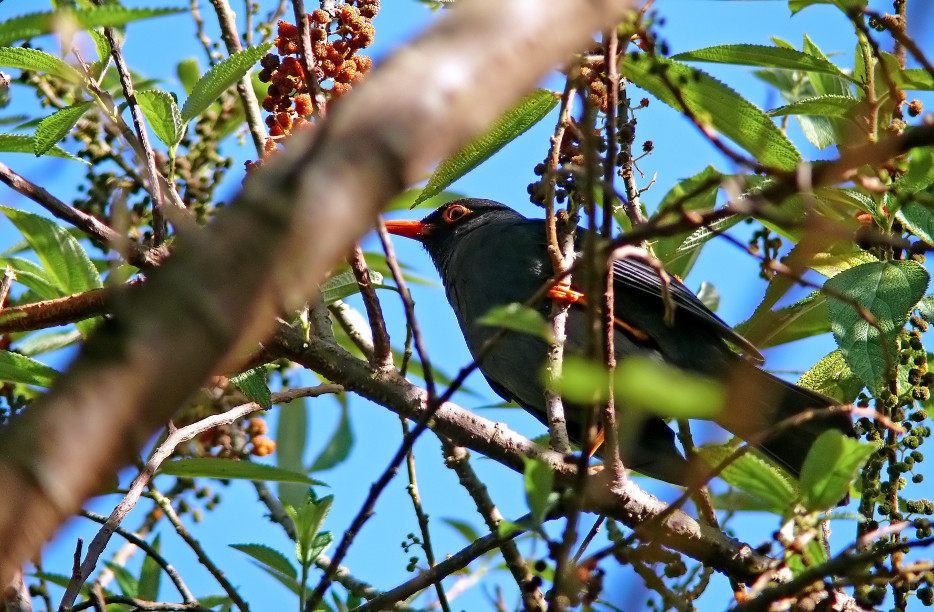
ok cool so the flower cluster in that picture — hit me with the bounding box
[256,1,379,155]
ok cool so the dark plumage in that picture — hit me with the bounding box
[385,198,852,485]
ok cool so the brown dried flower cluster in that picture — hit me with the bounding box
[255,0,379,158]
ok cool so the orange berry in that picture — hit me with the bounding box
[312,9,330,24]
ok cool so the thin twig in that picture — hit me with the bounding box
[347,244,394,369]
[149,486,251,612]
[58,386,340,609]
[80,510,196,604]
[100,27,166,244]
[209,0,269,155]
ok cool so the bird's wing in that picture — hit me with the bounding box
[610,257,765,364]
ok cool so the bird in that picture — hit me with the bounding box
[384,198,852,485]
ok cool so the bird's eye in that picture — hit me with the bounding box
[442,204,469,224]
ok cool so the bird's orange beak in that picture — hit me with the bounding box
[383,220,434,240]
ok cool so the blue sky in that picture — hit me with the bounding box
[1,0,933,610]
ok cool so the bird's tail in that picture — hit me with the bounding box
[716,360,853,479]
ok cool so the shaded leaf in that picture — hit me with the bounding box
[825,261,929,393]
[615,356,725,420]
[621,55,800,171]
[767,95,858,118]
[414,89,558,206]
[181,42,273,123]
[34,101,93,156]
[137,534,161,602]
[230,367,271,409]
[136,89,183,148]
[736,291,829,349]
[799,430,875,511]
[698,444,799,514]
[276,398,309,509]
[797,350,865,403]
[14,328,82,356]
[478,303,553,341]
[176,57,200,94]
[523,457,555,526]
[158,458,325,485]
[0,350,58,387]
[0,7,182,47]
[320,269,385,304]
[231,543,296,579]
[673,44,847,76]
[309,405,354,472]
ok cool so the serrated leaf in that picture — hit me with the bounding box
[231,544,297,579]
[825,261,929,393]
[477,303,553,341]
[181,42,273,124]
[276,398,309,509]
[0,7,182,47]
[158,458,325,485]
[320,269,385,304]
[799,430,874,511]
[898,204,934,247]
[14,329,82,356]
[0,350,58,387]
[523,457,555,526]
[621,55,800,171]
[0,206,102,296]
[767,95,858,118]
[232,370,271,414]
[673,44,848,76]
[698,443,799,513]
[615,356,725,419]
[136,89,183,148]
[0,47,83,83]
[295,494,333,566]
[789,0,867,16]
[413,89,558,207]
[736,291,830,349]
[652,166,723,278]
[309,405,354,472]
[0,256,60,299]
[34,101,93,156]
[0,134,82,161]
[798,350,865,403]
[137,534,161,602]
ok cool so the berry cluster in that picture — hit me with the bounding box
[256,1,379,154]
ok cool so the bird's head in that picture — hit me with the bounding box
[384,199,524,250]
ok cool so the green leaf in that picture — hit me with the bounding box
[767,95,858,118]
[309,405,354,472]
[14,329,82,356]
[276,398,309,509]
[0,256,61,299]
[0,47,83,83]
[230,366,271,409]
[413,89,558,207]
[735,291,830,349]
[0,350,58,387]
[254,563,302,595]
[176,57,200,95]
[621,55,800,171]
[0,206,102,295]
[0,7,182,47]
[136,89,183,148]
[523,457,555,526]
[788,0,867,16]
[651,166,723,278]
[897,203,934,247]
[672,44,848,76]
[320,269,385,304]
[551,356,610,405]
[797,350,865,404]
[104,561,139,598]
[181,42,273,124]
[137,534,161,602]
[0,134,82,161]
[158,458,325,485]
[614,356,725,420]
[295,494,333,566]
[799,431,875,511]
[695,281,719,312]
[34,101,93,156]
[477,303,553,341]
[698,443,799,513]
[894,149,934,196]
[825,260,929,393]
[441,518,481,545]
[231,544,297,579]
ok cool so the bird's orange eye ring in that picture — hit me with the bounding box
[442,204,470,224]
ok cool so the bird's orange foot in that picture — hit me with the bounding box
[548,282,586,305]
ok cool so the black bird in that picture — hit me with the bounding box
[385,198,851,485]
